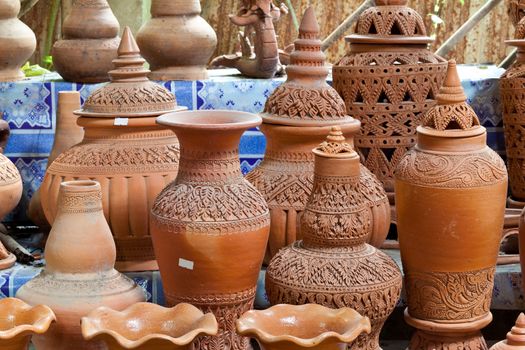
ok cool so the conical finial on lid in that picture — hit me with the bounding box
[421,60,480,131]
[108,26,149,83]
[490,313,525,350]
[288,6,326,69]
[314,126,355,156]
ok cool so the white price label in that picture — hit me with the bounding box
[178,258,194,270]
[114,118,129,126]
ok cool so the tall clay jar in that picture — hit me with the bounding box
[395,61,507,349]
[501,18,525,208]
[137,0,217,80]
[247,7,390,263]
[16,180,146,350]
[151,110,270,350]
[333,0,447,201]
[0,0,36,81]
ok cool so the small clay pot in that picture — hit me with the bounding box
[137,0,217,80]
[0,298,56,350]
[52,0,120,82]
[0,0,36,81]
[81,303,218,350]
[489,313,525,350]
[236,304,371,350]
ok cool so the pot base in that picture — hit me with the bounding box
[149,66,209,81]
[405,310,491,350]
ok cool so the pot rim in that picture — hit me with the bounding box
[0,298,56,340]
[157,110,261,130]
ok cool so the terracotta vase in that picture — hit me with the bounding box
[395,60,507,350]
[265,127,403,350]
[16,180,146,350]
[489,313,525,350]
[136,0,217,80]
[247,7,390,264]
[52,0,120,82]
[151,110,270,350]
[332,0,447,202]
[40,27,185,271]
[236,304,372,350]
[28,91,83,230]
[81,303,218,350]
[0,298,56,350]
[0,0,36,81]
[501,18,525,208]
[0,119,22,269]
[510,1,525,27]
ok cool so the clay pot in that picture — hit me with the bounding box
[247,8,390,264]
[501,18,525,208]
[136,0,217,80]
[28,91,83,230]
[52,0,120,83]
[489,313,525,350]
[0,298,56,350]
[40,27,185,271]
[395,61,507,349]
[236,304,372,350]
[0,0,36,81]
[332,0,447,201]
[151,110,270,350]
[81,303,218,350]
[16,180,146,350]
[265,127,402,350]
[510,1,525,27]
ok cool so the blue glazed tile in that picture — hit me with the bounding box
[240,158,262,175]
[174,81,195,110]
[240,131,266,155]
[9,157,47,221]
[0,82,52,130]
[4,133,54,155]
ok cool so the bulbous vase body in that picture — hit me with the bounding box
[137,0,217,80]
[16,180,146,350]
[151,110,270,350]
[0,0,36,81]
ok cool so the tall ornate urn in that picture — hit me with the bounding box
[247,7,390,263]
[53,0,120,82]
[137,0,217,80]
[40,27,185,271]
[501,18,525,208]
[0,0,36,81]
[395,61,507,349]
[265,127,402,350]
[151,110,270,350]
[333,0,447,201]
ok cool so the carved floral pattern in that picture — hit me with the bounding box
[58,190,103,214]
[410,330,488,350]
[0,155,21,185]
[356,5,427,36]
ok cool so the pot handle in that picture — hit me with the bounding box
[0,118,10,153]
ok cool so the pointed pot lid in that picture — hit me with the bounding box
[418,60,483,137]
[75,27,186,118]
[347,0,433,45]
[313,126,358,159]
[262,7,356,127]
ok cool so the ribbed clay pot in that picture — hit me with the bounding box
[333,0,447,201]
[41,28,184,271]
[151,110,270,350]
[52,0,120,82]
[0,0,36,81]
[137,0,217,80]
[16,180,146,350]
[0,298,56,350]
[489,313,525,350]
[265,127,402,350]
[81,303,218,350]
[247,8,389,264]
[236,304,372,350]
[28,91,83,230]
[395,61,507,350]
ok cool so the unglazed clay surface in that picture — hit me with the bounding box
[489,313,525,350]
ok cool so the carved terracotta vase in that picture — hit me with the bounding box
[0,298,56,350]
[151,110,270,350]
[510,1,525,26]
[395,60,507,350]
[501,18,525,208]
[16,180,146,350]
[236,304,372,350]
[247,7,390,264]
[136,0,217,80]
[0,119,22,269]
[489,313,525,350]
[333,0,447,201]
[265,127,402,350]
[28,91,83,230]
[81,303,218,350]
[53,0,120,82]
[40,28,185,271]
[0,0,36,81]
